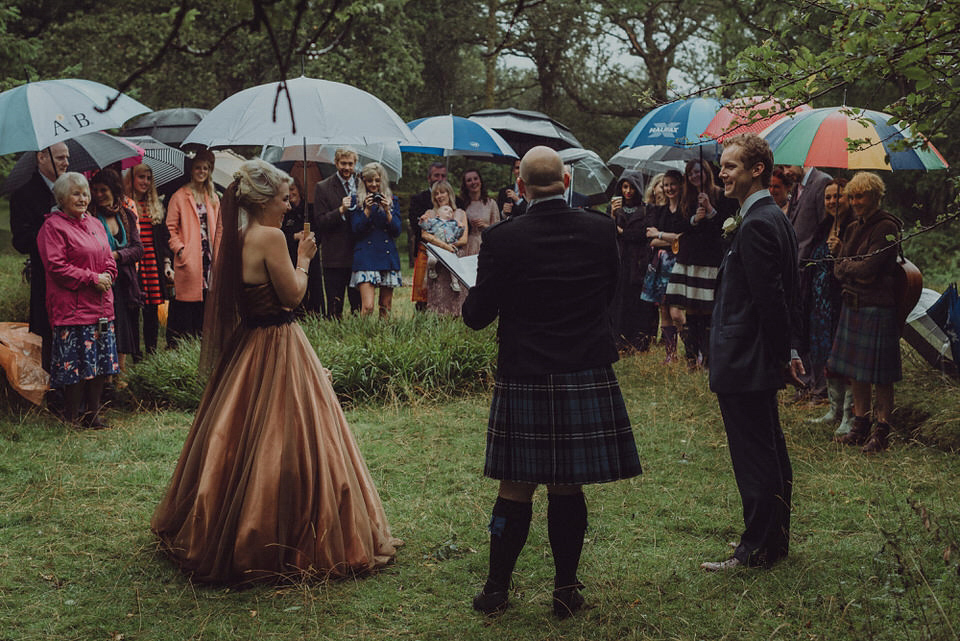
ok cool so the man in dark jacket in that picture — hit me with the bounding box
[10,142,70,371]
[463,146,641,618]
[313,148,361,318]
[704,133,803,571]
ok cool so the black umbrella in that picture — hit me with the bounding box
[121,107,210,147]
[467,108,582,156]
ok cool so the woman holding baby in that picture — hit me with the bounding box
[420,180,469,316]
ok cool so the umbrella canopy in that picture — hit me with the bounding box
[183,76,420,149]
[2,132,143,194]
[263,142,403,182]
[467,108,582,155]
[0,78,151,155]
[400,115,517,158]
[120,135,187,188]
[211,150,248,190]
[619,97,722,161]
[702,97,812,142]
[558,148,614,196]
[121,107,210,147]
[607,146,690,175]
[758,106,949,170]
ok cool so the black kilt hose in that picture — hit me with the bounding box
[484,366,642,485]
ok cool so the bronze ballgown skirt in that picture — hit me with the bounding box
[152,283,400,585]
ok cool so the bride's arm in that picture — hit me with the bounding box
[258,227,317,308]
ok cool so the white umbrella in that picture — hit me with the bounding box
[262,142,404,182]
[0,78,151,155]
[211,150,248,190]
[558,148,615,196]
[400,115,517,159]
[607,146,688,174]
[183,76,420,148]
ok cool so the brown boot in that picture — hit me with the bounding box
[838,415,871,446]
[861,421,891,454]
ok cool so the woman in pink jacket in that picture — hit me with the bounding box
[38,172,119,428]
[166,150,220,347]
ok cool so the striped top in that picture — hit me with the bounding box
[137,199,164,305]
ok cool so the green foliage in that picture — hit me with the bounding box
[126,313,497,409]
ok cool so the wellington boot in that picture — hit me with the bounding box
[838,415,871,446]
[862,422,891,454]
[834,386,854,437]
[809,378,843,424]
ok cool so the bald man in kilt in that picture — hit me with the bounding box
[463,146,642,619]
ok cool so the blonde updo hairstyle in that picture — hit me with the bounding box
[232,159,293,225]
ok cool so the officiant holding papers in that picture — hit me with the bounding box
[462,146,641,618]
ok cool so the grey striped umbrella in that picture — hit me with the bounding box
[120,135,186,188]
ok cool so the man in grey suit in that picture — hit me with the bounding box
[703,134,803,571]
[785,164,832,261]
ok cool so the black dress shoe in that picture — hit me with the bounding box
[700,556,744,572]
[472,589,508,615]
[552,585,585,619]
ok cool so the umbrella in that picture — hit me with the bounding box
[400,115,517,159]
[263,142,404,182]
[211,150,248,190]
[619,97,723,164]
[120,135,187,188]
[702,96,812,143]
[0,78,151,155]
[2,131,143,194]
[607,146,689,174]
[558,148,614,196]
[758,106,949,170]
[121,107,210,147]
[467,107,582,155]
[182,76,420,148]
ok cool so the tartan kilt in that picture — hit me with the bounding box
[484,365,642,485]
[827,304,901,384]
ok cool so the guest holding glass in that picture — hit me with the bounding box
[38,172,118,428]
[349,162,403,317]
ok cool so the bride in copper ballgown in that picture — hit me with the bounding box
[152,159,400,585]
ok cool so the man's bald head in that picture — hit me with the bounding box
[518,146,568,200]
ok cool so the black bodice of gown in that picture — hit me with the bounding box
[241,282,296,327]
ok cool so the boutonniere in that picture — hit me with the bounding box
[722,214,742,238]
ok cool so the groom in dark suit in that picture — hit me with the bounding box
[703,133,803,571]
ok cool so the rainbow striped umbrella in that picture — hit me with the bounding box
[758,106,948,170]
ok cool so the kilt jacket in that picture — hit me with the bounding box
[462,196,620,378]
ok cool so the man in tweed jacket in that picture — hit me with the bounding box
[463,146,641,618]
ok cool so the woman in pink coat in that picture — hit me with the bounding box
[38,172,119,428]
[166,150,220,347]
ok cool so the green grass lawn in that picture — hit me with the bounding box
[1,347,958,641]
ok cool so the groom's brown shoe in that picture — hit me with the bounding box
[700,557,744,572]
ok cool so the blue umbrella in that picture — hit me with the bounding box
[619,97,723,160]
[0,78,151,155]
[400,115,517,158]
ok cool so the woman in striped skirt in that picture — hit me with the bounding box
[125,164,169,358]
[664,159,736,369]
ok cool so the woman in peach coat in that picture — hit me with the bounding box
[166,150,221,347]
